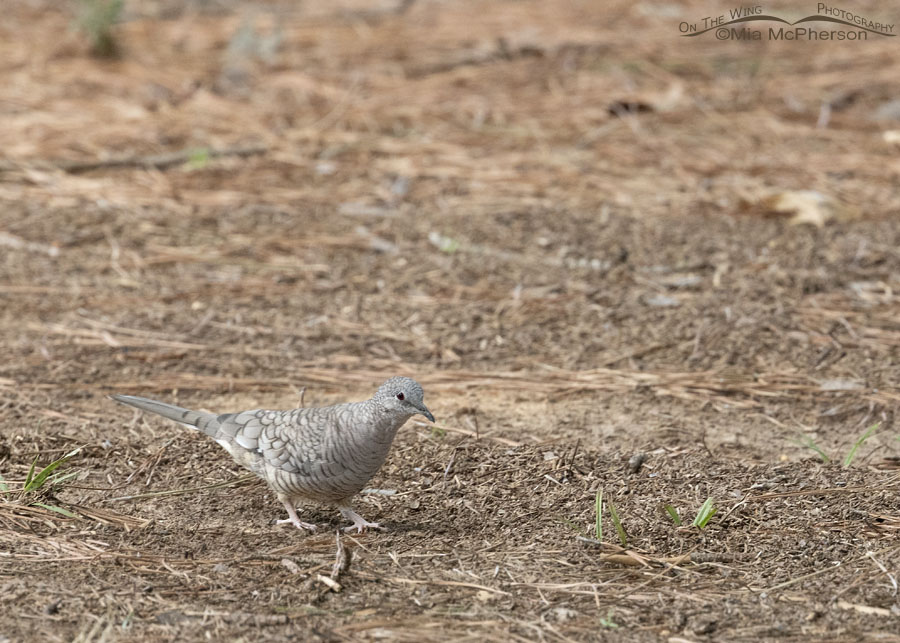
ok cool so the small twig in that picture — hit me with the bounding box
[366,575,511,596]
[188,309,217,337]
[442,450,457,489]
[866,550,898,595]
[407,41,544,78]
[234,553,318,566]
[105,474,256,502]
[464,414,480,440]
[835,600,892,617]
[331,532,351,581]
[0,145,268,174]
[700,426,715,459]
[421,422,521,447]
[60,144,268,173]
[747,478,900,502]
[315,574,342,592]
[761,563,842,593]
[333,0,416,24]
[360,488,397,496]
[577,538,750,565]
[0,232,60,257]
[123,438,174,487]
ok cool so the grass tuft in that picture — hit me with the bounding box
[843,422,880,467]
[608,501,627,547]
[187,148,211,170]
[793,434,830,463]
[692,497,716,528]
[792,423,882,467]
[591,490,627,546]
[22,447,82,493]
[76,0,123,57]
[2,447,82,518]
[599,611,619,628]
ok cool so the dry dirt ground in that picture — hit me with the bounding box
[2,0,900,640]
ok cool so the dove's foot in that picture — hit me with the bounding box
[276,517,318,532]
[339,506,385,534]
[278,499,317,532]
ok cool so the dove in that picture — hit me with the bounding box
[111,377,433,533]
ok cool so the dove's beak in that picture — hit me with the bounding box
[417,405,435,423]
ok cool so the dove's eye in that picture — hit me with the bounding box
[396,392,405,401]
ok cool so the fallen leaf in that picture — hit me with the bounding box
[760,190,854,227]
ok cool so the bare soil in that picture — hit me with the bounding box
[1,0,899,640]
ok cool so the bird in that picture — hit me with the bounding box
[110,377,434,533]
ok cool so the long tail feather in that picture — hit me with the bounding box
[110,394,219,436]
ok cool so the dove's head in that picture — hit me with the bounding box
[374,376,434,423]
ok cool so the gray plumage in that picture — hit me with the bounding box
[110,376,434,533]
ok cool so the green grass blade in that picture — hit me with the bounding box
[792,435,829,463]
[0,473,8,493]
[32,503,79,518]
[664,504,681,526]
[49,471,80,486]
[599,611,618,628]
[29,458,69,491]
[187,147,211,170]
[697,506,717,528]
[23,447,81,493]
[29,461,67,491]
[608,501,627,547]
[692,497,716,528]
[594,489,603,541]
[23,456,38,492]
[843,422,881,467]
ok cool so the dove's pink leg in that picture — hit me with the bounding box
[339,505,385,533]
[276,499,317,532]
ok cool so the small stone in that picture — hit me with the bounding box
[627,453,646,473]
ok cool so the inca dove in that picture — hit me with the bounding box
[111,377,433,533]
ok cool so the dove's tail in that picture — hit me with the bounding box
[110,394,219,436]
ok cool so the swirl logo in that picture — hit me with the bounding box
[678,5,894,40]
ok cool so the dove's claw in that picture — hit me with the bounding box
[279,500,317,532]
[277,517,318,532]
[340,506,385,533]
